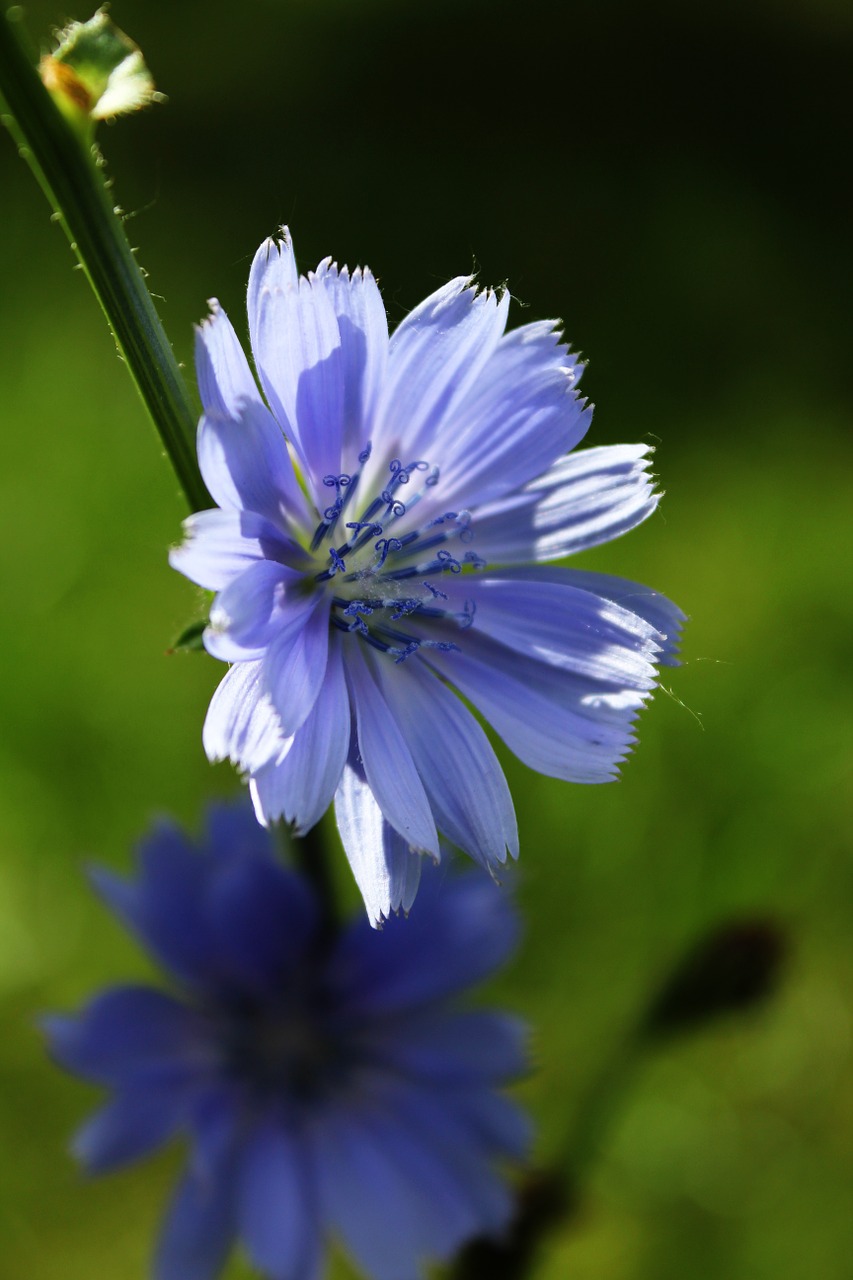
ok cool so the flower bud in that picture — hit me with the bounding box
[39,9,159,137]
[644,919,787,1037]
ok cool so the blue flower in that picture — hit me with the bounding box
[171,229,685,923]
[44,803,530,1280]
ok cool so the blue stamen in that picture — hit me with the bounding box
[310,520,331,552]
[312,448,478,665]
[344,499,386,554]
[400,531,452,556]
[375,537,403,568]
[389,598,421,621]
[457,599,477,629]
[387,510,472,560]
[391,641,420,664]
[406,605,445,619]
[456,511,474,543]
[436,550,462,573]
[358,498,384,524]
[337,472,361,520]
[346,520,383,538]
[380,492,407,517]
[388,459,429,487]
[362,631,393,654]
[322,473,353,522]
[380,566,420,581]
[373,621,422,647]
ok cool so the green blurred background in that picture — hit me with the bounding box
[2,0,851,1276]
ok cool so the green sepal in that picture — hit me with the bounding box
[170,618,209,654]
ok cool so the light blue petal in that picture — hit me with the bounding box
[205,562,302,663]
[370,1010,528,1084]
[375,1079,514,1236]
[310,1102,476,1280]
[88,822,217,987]
[392,829,424,916]
[197,402,310,533]
[250,634,350,833]
[155,1165,236,1280]
[540,567,687,665]
[444,1087,534,1162]
[437,321,591,510]
[187,1084,242,1184]
[204,851,317,996]
[328,870,519,1014]
[439,571,664,689]
[344,644,439,858]
[237,1121,321,1280]
[427,637,646,783]
[373,278,508,465]
[247,229,299,354]
[313,259,388,465]
[43,986,209,1084]
[262,596,331,737]
[202,661,287,773]
[377,657,517,871]
[72,1087,186,1173]
[471,443,660,563]
[334,760,428,927]
[170,508,303,592]
[195,300,264,418]
[250,267,346,495]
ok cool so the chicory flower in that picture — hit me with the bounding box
[44,803,529,1280]
[171,230,684,922]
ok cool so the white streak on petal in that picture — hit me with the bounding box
[202,661,286,774]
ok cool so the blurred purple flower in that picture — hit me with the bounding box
[44,802,529,1280]
[171,229,684,922]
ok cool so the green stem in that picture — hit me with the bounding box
[0,9,209,512]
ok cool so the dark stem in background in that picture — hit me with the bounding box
[450,1033,642,1280]
[451,918,786,1280]
[278,820,340,946]
[0,10,209,513]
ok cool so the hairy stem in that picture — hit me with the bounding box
[0,10,209,512]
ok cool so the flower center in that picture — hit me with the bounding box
[307,448,485,663]
[223,998,344,1101]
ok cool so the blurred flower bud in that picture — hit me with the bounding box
[643,919,787,1037]
[39,9,159,137]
